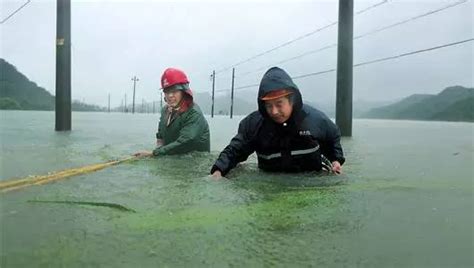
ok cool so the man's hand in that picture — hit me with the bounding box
[332,161,342,174]
[210,170,223,180]
[156,139,164,147]
[133,151,153,158]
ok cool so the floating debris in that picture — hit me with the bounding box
[27,200,136,213]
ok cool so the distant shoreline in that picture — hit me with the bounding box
[1,109,472,123]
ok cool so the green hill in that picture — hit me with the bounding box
[364,86,473,122]
[430,96,474,122]
[364,94,433,119]
[0,58,104,111]
[1,59,55,110]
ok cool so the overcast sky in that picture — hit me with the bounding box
[1,0,473,107]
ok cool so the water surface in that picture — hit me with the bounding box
[1,111,472,267]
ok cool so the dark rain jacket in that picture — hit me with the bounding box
[153,102,210,155]
[211,67,345,176]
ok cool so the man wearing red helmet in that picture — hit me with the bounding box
[134,68,210,157]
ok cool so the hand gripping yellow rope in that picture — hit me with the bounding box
[0,156,137,193]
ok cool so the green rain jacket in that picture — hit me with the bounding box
[153,103,210,156]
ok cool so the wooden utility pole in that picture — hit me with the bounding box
[55,0,71,131]
[131,76,139,114]
[335,0,354,137]
[230,68,235,119]
[211,70,215,118]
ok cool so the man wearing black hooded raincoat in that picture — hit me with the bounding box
[211,67,345,178]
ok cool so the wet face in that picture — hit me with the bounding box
[163,88,183,108]
[264,96,293,124]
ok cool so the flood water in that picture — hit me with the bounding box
[1,110,473,267]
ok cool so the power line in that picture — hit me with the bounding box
[237,43,337,77]
[216,38,473,93]
[237,0,470,78]
[214,21,337,75]
[351,38,473,68]
[355,0,388,14]
[354,0,469,40]
[289,38,474,80]
[213,0,391,74]
[291,69,337,80]
[1,0,31,24]
[216,83,259,93]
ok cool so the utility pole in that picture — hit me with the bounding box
[131,76,139,114]
[124,93,127,113]
[55,0,71,131]
[108,93,110,113]
[335,0,354,137]
[211,70,215,118]
[230,68,235,119]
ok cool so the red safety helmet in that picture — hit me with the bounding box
[161,68,189,89]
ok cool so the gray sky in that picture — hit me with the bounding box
[1,0,473,107]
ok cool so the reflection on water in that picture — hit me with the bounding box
[1,111,472,267]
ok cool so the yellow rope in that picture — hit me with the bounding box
[0,156,137,193]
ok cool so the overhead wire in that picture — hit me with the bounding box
[213,0,392,74]
[1,0,32,24]
[214,38,473,93]
[236,0,470,78]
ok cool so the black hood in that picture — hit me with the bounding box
[257,67,303,120]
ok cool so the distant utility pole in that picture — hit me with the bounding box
[152,101,155,114]
[230,68,235,119]
[131,76,139,114]
[121,99,124,113]
[55,0,71,131]
[108,93,110,113]
[124,93,127,113]
[335,0,354,137]
[211,70,215,118]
